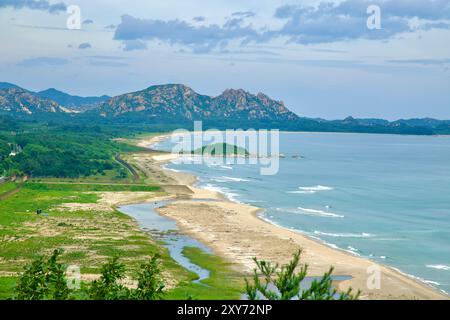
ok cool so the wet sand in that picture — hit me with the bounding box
[137,135,448,300]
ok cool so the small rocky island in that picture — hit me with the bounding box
[191,143,249,156]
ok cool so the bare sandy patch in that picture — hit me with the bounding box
[55,192,170,212]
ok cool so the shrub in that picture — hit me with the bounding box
[132,254,165,300]
[15,250,166,300]
[245,250,360,300]
[15,249,70,300]
[87,257,131,300]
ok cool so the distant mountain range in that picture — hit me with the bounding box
[98,84,297,121]
[0,87,68,114]
[37,88,110,111]
[0,81,449,135]
[0,82,109,111]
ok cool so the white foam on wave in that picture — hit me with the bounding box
[308,235,360,256]
[205,162,232,169]
[203,183,241,203]
[297,206,344,218]
[345,246,361,256]
[390,266,444,291]
[423,280,441,286]
[259,215,366,258]
[426,264,450,271]
[258,214,304,234]
[288,185,334,194]
[210,178,227,183]
[211,176,250,183]
[161,164,181,173]
[287,190,316,194]
[242,199,267,203]
[275,207,344,218]
[314,231,374,238]
[297,207,344,218]
[299,185,334,192]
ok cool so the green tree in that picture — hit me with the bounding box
[15,249,70,300]
[0,140,10,161]
[87,257,131,300]
[245,250,360,300]
[0,139,11,174]
[14,250,167,300]
[132,254,165,300]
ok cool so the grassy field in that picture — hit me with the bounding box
[29,169,135,184]
[24,182,161,192]
[0,180,188,288]
[0,178,245,299]
[0,182,19,195]
[167,247,244,300]
[0,180,182,298]
[0,130,245,300]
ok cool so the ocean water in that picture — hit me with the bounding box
[154,132,450,294]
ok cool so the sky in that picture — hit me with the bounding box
[0,0,450,120]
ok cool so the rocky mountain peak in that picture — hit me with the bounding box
[97,84,299,122]
[0,87,67,114]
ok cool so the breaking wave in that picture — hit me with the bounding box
[313,231,374,238]
[275,207,344,218]
[288,185,334,194]
[211,176,250,182]
[426,264,450,271]
[203,183,241,203]
[299,185,333,191]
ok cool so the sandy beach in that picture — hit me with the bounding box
[135,134,448,300]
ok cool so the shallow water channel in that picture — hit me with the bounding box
[119,200,352,297]
[118,201,211,283]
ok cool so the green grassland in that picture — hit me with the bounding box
[24,182,160,192]
[0,180,244,300]
[0,182,20,197]
[167,247,244,300]
[0,183,161,270]
[29,168,135,184]
[1,122,245,300]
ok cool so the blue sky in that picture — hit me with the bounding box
[0,0,450,119]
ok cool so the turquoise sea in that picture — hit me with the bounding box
[154,132,450,295]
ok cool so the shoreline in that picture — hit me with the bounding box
[136,134,448,300]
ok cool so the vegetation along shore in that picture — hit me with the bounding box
[0,122,447,300]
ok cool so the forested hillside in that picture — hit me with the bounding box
[0,117,142,178]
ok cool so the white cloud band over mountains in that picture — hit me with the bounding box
[113,0,450,52]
